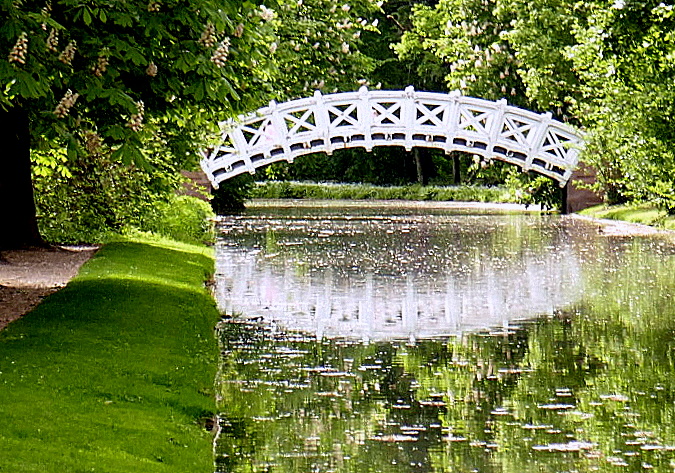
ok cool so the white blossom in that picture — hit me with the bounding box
[8,32,28,65]
[46,28,58,52]
[211,38,231,67]
[92,53,109,77]
[127,101,145,132]
[54,89,79,118]
[146,62,158,77]
[58,40,77,65]
[259,5,276,21]
[199,23,217,48]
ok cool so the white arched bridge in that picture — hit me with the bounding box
[201,86,584,188]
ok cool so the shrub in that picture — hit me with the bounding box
[141,195,216,245]
[251,181,515,203]
[211,173,255,213]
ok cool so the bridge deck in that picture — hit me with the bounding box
[201,87,583,187]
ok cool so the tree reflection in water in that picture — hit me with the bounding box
[214,203,675,472]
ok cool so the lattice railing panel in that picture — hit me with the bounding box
[415,101,447,128]
[499,113,538,147]
[202,86,584,187]
[372,101,403,127]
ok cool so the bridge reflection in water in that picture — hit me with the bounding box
[215,203,584,341]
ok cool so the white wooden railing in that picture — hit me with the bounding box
[201,86,584,187]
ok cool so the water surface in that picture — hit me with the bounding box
[215,201,675,473]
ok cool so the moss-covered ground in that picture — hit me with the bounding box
[0,237,220,472]
[579,204,675,231]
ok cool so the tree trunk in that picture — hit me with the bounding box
[414,148,425,185]
[452,152,461,185]
[0,106,45,250]
[413,148,434,186]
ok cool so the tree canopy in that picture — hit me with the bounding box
[1,0,278,166]
[395,0,675,210]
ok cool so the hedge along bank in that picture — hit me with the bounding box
[0,236,221,472]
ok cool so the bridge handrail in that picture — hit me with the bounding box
[201,86,584,187]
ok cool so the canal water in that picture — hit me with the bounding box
[214,201,675,473]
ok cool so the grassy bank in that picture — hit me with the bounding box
[251,181,516,203]
[0,237,220,472]
[579,204,675,231]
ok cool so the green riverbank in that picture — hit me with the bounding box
[0,237,220,472]
[250,181,517,203]
[580,204,675,231]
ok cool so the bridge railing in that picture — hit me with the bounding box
[202,86,583,187]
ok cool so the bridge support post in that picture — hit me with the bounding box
[563,163,603,214]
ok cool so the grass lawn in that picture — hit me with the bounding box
[0,237,221,472]
[579,204,675,231]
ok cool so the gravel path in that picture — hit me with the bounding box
[0,246,97,331]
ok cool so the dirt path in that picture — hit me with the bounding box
[0,247,97,331]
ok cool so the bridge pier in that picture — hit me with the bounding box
[563,163,603,214]
[180,170,212,201]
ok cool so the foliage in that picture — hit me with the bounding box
[0,237,220,472]
[566,1,675,210]
[1,0,276,161]
[34,146,215,244]
[33,145,182,244]
[363,0,444,91]
[269,0,382,99]
[0,0,283,247]
[1,0,396,242]
[211,173,255,214]
[250,180,515,203]
[394,0,526,105]
[141,195,216,245]
[394,0,675,212]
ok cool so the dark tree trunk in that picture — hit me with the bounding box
[452,152,462,184]
[413,148,434,186]
[0,106,45,250]
[414,148,425,185]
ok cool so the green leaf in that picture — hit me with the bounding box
[126,47,147,66]
[66,138,79,161]
[106,125,128,141]
[112,143,133,164]
[115,14,134,27]
[194,81,205,101]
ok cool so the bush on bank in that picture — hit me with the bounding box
[37,190,216,246]
[141,195,216,245]
[33,148,216,245]
[249,181,515,204]
[0,236,221,472]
